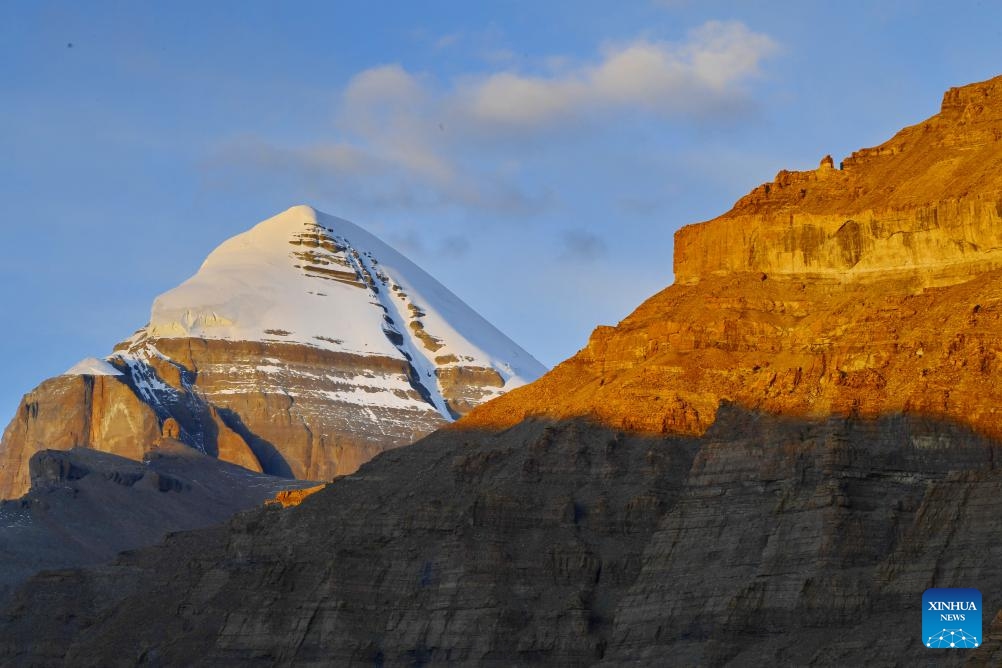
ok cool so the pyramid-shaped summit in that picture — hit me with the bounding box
[145,205,543,386]
[0,205,545,499]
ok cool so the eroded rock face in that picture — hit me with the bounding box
[673,77,1002,286]
[7,76,1002,665]
[0,374,161,500]
[115,337,448,481]
[0,206,544,499]
[0,419,699,665]
[435,364,506,417]
[463,269,1002,442]
[3,412,1002,666]
[463,74,1002,440]
[0,443,319,609]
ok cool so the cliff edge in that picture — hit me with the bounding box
[463,75,1002,442]
[5,76,1002,667]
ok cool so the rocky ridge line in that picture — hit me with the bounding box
[0,206,544,499]
[6,76,1002,666]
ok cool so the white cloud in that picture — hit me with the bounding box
[465,21,778,127]
[210,21,778,215]
[466,73,582,126]
[337,65,453,184]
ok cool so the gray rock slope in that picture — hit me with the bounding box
[2,406,1001,666]
[0,443,318,609]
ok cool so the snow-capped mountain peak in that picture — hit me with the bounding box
[1,205,546,495]
[128,205,544,419]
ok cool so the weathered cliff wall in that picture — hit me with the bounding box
[0,374,161,500]
[674,76,1002,285]
[6,75,1002,666]
[2,412,1002,666]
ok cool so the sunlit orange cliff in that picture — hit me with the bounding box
[9,75,1002,668]
[462,74,1002,439]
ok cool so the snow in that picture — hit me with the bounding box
[130,205,546,419]
[63,357,123,377]
[113,351,177,405]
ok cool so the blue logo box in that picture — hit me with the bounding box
[923,588,982,649]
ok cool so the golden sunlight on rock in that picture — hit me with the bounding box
[265,483,327,508]
[460,75,1002,441]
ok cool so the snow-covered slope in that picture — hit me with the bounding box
[130,205,543,418]
[0,205,545,496]
[64,358,123,376]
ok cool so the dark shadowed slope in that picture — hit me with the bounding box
[2,410,1002,666]
[0,443,318,608]
[7,75,1002,667]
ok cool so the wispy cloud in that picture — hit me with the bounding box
[208,21,778,216]
[560,230,608,262]
[463,22,778,127]
[434,32,461,49]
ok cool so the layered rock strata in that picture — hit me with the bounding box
[0,373,161,501]
[6,76,1002,665]
[2,412,1001,666]
[464,75,1002,441]
[674,76,1002,285]
[0,443,318,608]
[0,206,544,499]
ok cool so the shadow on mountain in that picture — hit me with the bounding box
[215,407,294,478]
[2,405,1002,666]
[0,443,317,611]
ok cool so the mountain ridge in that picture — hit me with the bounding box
[0,205,544,499]
[459,73,1002,439]
[0,443,319,609]
[6,75,1002,666]
[674,74,1002,285]
[140,204,543,391]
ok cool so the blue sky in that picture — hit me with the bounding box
[2,1,1002,416]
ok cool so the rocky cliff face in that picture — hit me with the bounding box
[462,268,1002,443]
[0,206,545,499]
[0,372,162,500]
[5,76,1002,666]
[674,76,1002,286]
[3,411,1002,666]
[0,442,319,609]
[463,75,1002,441]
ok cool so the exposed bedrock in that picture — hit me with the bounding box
[0,205,543,498]
[8,74,1002,666]
[136,337,447,481]
[0,374,160,500]
[0,444,319,610]
[2,410,1002,665]
[674,76,1002,285]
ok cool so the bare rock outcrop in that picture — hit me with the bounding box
[0,374,161,500]
[463,74,1002,440]
[113,337,446,481]
[8,76,1002,666]
[0,206,545,499]
[2,411,1002,666]
[0,443,318,608]
[674,76,1002,286]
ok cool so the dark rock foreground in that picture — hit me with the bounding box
[2,408,1001,667]
[0,443,317,610]
[10,74,1002,668]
